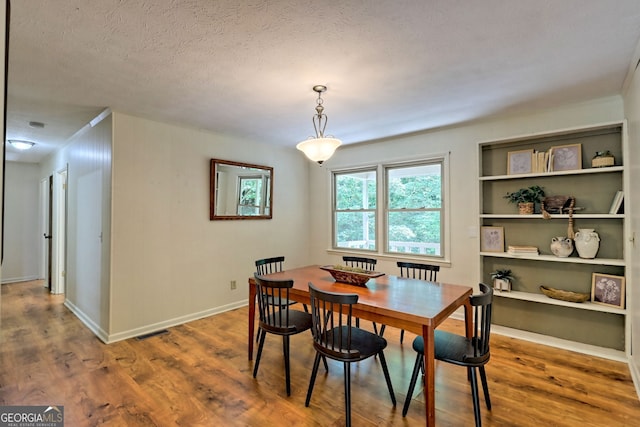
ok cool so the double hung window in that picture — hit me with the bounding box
[332,157,446,259]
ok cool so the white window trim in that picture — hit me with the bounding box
[328,153,451,265]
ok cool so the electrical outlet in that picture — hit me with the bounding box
[230,280,237,290]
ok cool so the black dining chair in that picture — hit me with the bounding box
[305,282,396,427]
[254,256,307,342]
[402,283,493,426]
[252,273,313,396]
[342,256,378,331]
[381,261,441,343]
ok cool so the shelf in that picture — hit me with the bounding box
[481,213,624,219]
[494,290,626,315]
[480,251,625,266]
[479,166,623,181]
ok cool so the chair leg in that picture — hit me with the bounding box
[253,329,266,378]
[469,367,482,427]
[400,329,404,343]
[377,350,396,406]
[379,324,386,337]
[283,335,291,396]
[479,366,491,410]
[344,362,351,427]
[402,352,423,416]
[305,353,322,407]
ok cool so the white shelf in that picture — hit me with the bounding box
[479,166,623,181]
[481,213,624,219]
[480,251,625,266]
[494,290,626,315]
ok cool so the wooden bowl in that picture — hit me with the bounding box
[320,265,384,287]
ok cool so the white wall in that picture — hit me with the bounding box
[2,162,40,283]
[108,112,310,340]
[40,111,113,339]
[308,96,625,291]
[623,60,640,391]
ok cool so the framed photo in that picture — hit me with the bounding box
[551,143,582,172]
[480,226,504,252]
[591,273,625,308]
[507,149,533,175]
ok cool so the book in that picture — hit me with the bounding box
[507,245,539,255]
[609,190,624,214]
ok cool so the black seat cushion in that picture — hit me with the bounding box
[412,331,489,367]
[262,309,312,334]
[318,325,387,361]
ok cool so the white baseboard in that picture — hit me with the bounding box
[449,311,627,362]
[64,299,109,343]
[65,298,249,344]
[629,359,640,400]
[1,275,40,284]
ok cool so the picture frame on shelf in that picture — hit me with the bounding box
[551,143,582,171]
[507,149,533,175]
[591,273,625,308]
[480,226,504,252]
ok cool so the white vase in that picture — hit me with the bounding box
[550,236,573,257]
[574,229,600,259]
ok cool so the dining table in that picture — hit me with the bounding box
[247,264,473,427]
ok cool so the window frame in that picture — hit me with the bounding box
[331,166,378,252]
[330,154,450,263]
[383,158,446,259]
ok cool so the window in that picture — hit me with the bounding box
[237,175,270,216]
[333,168,377,250]
[332,157,446,259]
[386,161,443,256]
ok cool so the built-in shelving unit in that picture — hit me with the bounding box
[479,122,630,355]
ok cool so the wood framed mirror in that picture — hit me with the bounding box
[210,159,273,220]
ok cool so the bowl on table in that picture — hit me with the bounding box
[320,265,385,287]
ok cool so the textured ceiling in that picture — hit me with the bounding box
[5,0,640,163]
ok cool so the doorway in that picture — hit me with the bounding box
[40,167,67,294]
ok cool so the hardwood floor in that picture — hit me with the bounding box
[1,280,639,426]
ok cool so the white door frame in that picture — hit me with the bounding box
[51,167,67,294]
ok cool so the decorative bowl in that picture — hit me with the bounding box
[320,265,385,287]
[539,285,590,303]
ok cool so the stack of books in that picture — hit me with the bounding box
[532,148,554,173]
[507,245,539,255]
[609,190,624,214]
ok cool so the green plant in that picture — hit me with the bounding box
[490,269,514,282]
[503,185,545,204]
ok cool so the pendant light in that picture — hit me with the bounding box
[296,85,342,164]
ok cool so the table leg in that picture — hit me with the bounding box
[248,279,256,361]
[422,325,436,427]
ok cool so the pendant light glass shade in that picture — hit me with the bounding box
[296,85,342,164]
[8,140,35,150]
[296,137,341,164]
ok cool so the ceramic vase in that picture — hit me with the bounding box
[550,236,573,257]
[574,228,600,259]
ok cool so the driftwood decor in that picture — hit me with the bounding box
[541,195,576,238]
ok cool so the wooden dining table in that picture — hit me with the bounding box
[247,264,473,427]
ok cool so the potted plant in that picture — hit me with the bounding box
[490,269,514,292]
[503,185,545,214]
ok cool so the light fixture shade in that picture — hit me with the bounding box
[8,140,35,150]
[296,137,342,164]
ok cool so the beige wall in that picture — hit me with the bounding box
[2,162,40,283]
[40,112,113,339]
[309,96,625,290]
[623,59,640,389]
[108,112,310,340]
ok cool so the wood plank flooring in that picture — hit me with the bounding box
[1,280,639,426]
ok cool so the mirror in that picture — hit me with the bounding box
[210,159,273,220]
